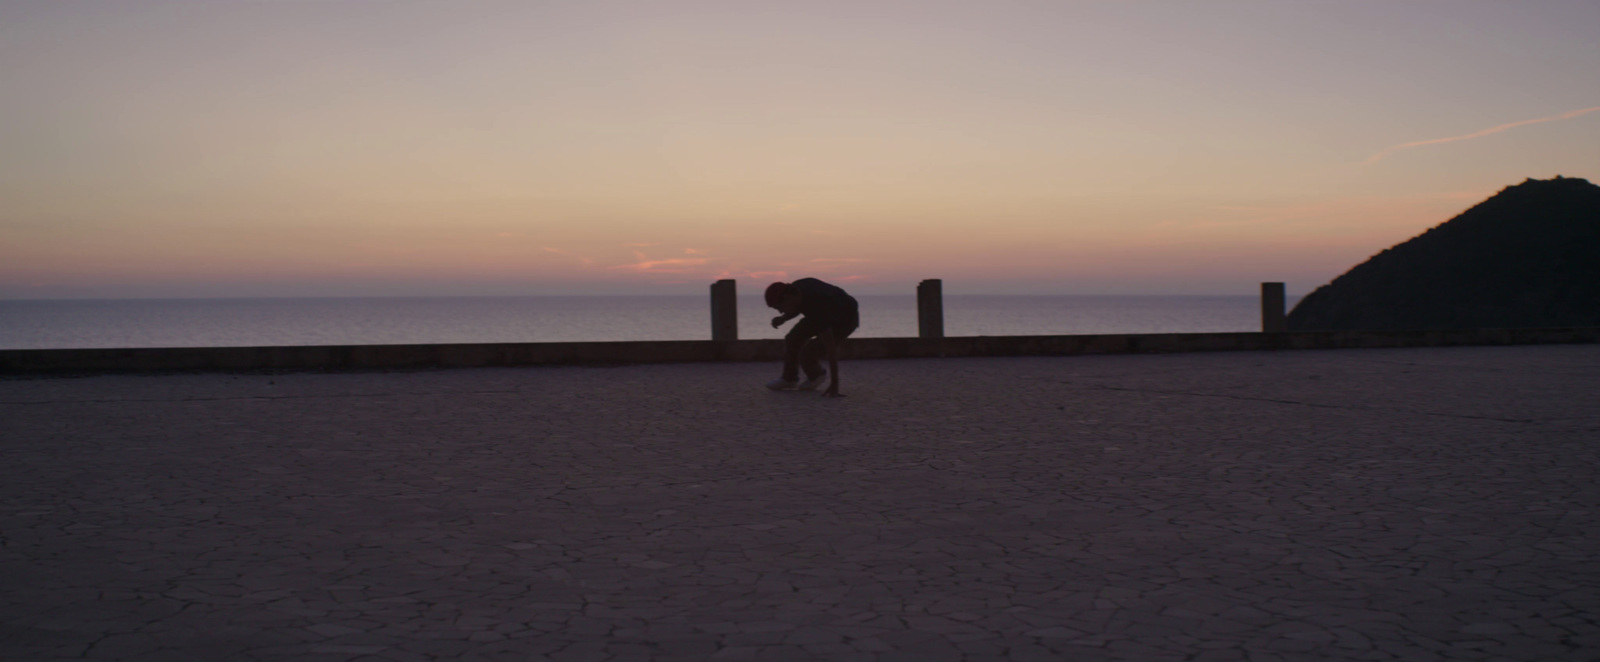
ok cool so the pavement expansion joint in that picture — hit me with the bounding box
[1059,381,1549,424]
[0,388,533,406]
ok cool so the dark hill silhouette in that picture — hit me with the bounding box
[1288,176,1600,331]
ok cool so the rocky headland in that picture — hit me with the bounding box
[1288,176,1600,331]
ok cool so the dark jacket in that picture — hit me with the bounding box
[790,278,858,329]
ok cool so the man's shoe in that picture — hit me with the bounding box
[797,371,828,391]
[765,378,798,391]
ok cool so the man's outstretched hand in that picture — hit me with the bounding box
[770,315,786,329]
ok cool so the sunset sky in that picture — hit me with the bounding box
[2,1,1596,298]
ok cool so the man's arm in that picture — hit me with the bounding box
[770,312,798,328]
[821,328,842,397]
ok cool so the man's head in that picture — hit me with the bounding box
[765,282,802,314]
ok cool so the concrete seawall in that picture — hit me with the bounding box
[3,327,1597,373]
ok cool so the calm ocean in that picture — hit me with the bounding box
[0,295,1299,350]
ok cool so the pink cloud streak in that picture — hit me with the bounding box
[608,257,711,273]
[1365,105,1600,164]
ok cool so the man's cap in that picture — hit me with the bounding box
[764,282,791,308]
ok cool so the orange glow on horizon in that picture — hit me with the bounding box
[1,2,1595,298]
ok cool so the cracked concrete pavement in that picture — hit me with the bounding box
[2,345,1598,661]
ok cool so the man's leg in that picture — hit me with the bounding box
[837,306,859,341]
[820,307,858,397]
[799,336,825,380]
[782,317,826,382]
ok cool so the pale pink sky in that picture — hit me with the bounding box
[2,1,1596,298]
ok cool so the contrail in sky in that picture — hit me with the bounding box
[1365,105,1600,164]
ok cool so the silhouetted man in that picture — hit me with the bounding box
[764,278,859,397]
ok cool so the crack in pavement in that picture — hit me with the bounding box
[0,390,532,406]
[1045,381,1568,424]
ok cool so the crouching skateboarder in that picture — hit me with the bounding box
[764,279,859,397]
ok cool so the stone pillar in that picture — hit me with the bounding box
[710,279,738,341]
[1261,282,1286,333]
[918,279,944,339]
